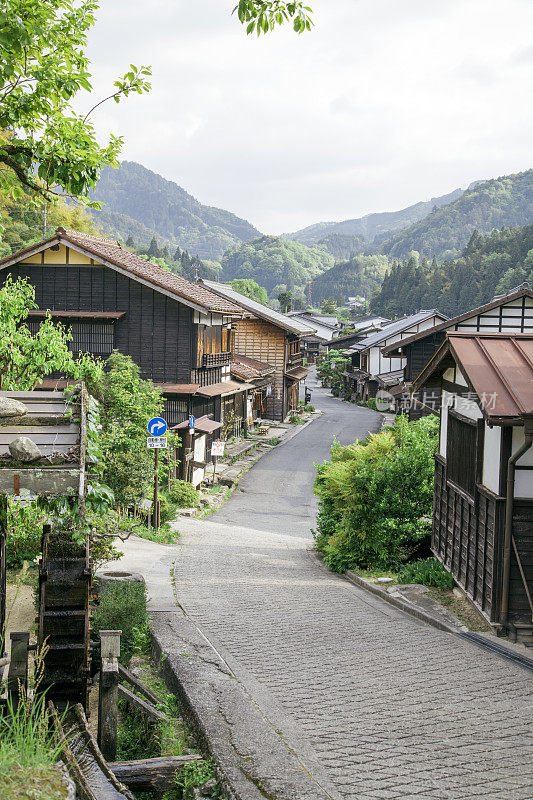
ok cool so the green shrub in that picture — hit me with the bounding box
[168,479,199,508]
[314,415,438,572]
[366,398,378,411]
[304,404,315,412]
[92,580,149,665]
[6,500,46,569]
[289,414,300,424]
[398,558,454,589]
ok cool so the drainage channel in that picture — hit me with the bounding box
[456,631,533,672]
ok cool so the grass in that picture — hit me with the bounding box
[427,588,491,631]
[92,579,150,665]
[118,515,180,545]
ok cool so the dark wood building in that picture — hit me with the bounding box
[383,285,533,418]
[0,228,248,428]
[413,332,533,643]
[201,281,313,420]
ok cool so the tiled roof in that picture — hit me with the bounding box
[200,280,316,335]
[412,332,533,423]
[0,228,242,315]
[231,354,276,382]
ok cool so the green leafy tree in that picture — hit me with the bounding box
[235,1,313,35]
[320,297,337,314]
[229,278,269,304]
[277,290,293,312]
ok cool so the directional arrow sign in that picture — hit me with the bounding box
[147,417,167,437]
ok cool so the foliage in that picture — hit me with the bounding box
[92,579,149,665]
[316,232,365,261]
[278,289,293,312]
[0,0,151,203]
[316,351,348,395]
[0,274,101,389]
[229,278,269,304]
[221,234,334,296]
[371,220,533,318]
[175,759,218,799]
[311,254,389,305]
[168,479,199,509]
[235,1,313,35]
[320,298,337,314]
[314,416,438,571]
[379,169,533,261]
[398,558,454,589]
[5,499,46,568]
[85,351,163,507]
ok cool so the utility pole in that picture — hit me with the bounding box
[43,204,47,237]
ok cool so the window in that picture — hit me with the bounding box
[165,398,188,426]
[446,410,483,497]
[28,320,114,356]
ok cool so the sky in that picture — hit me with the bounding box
[84,0,533,234]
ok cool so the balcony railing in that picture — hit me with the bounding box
[287,352,303,368]
[202,351,232,368]
[191,366,222,386]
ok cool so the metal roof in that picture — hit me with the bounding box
[381,285,533,356]
[200,280,316,335]
[351,310,447,352]
[231,355,276,382]
[412,333,533,424]
[196,380,249,398]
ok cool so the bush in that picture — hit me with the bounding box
[314,415,438,572]
[304,404,315,412]
[6,500,46,568]
[398,558,454,589]
[92,580,149,665]
[168,479,199,508]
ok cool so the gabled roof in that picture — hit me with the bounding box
[200,280,316,335]
[351,310,447,352]
[411,332,533,425]
[381,285,533,357]
[0,228,242,316]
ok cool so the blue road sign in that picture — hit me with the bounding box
[147,417,167,436]
[189,415,195,430]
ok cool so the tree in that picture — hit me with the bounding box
[147,237,161,258]
[235,1,313,35]
[229,278,269,305]
[278,290,293,312]
[0,274,101,389]
[320,297,337,314]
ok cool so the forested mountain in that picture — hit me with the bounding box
[315,232,365,261]
[379,170,533,261]
[371,223,533,318]
[220,235,334,294]
[285,187,464,246]
[310,254,389,305]
[90,161,261,260]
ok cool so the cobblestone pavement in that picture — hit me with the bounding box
[173,377,533,800]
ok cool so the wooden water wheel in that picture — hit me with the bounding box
[38,524,92,711]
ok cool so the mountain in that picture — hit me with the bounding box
[90,161,261,260]
[220,235,334,294]
[379,170,533,261]
[310,254,389,305]
[285,187,464,246]
[370,222,533,318]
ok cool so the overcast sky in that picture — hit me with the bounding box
[84,0,533,234]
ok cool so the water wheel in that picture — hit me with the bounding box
[38,524,92,711]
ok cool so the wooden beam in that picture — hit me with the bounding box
[118,663,162,707]
[109,755,202,793]
[118,684,166,723]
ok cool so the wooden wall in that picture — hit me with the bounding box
[6,256,194,384]
[233,319,286,420]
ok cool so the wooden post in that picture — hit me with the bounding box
[98,630,121,762]
[0,495,6,660]
[153,449,159,532]
[7,631,30,704]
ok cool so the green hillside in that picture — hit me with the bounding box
[371,222,533,318]
[90,161,261,260]
[316,232,365,261]
[221,235,334,294]
[285,187,463,246]
[379,170,533,261]
[310,255,389,305]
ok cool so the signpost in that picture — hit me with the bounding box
[211,440,225,484]
[147,417,168,531]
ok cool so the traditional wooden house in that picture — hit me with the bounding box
[200,281,314,420]
[343,310,448,401]
[0,228,248,428]
[412,332,533,642]
[230,355,276,422]
[382,284,533,418]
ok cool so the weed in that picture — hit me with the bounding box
[398,558,454,589]
[92,580,150,664]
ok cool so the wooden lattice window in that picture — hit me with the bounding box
[446,410,483,497]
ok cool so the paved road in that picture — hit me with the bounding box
[171,373,533,800]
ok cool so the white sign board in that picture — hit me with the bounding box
[211,440,225,457]
[147,436,168,449]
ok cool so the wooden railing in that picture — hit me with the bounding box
[202,351,232,368]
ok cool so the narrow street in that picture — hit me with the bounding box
[169,373,533,800]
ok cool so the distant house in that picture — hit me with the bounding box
[343,310,448,401]
[412,332,533,642]
[382,284,533,418]
[0,228,248,429]
[200,281,314,420]
[286,311,343,362]
[230,355,276,421]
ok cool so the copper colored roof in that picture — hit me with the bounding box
[412,332,533,424]
[285,366,309,381]
[231,354,276,382]
[173,415,222,433]
[0,228,243,316]
[158,383,200,395]
[196,380,249,398]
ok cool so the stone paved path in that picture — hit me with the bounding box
[172,374,533,800]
